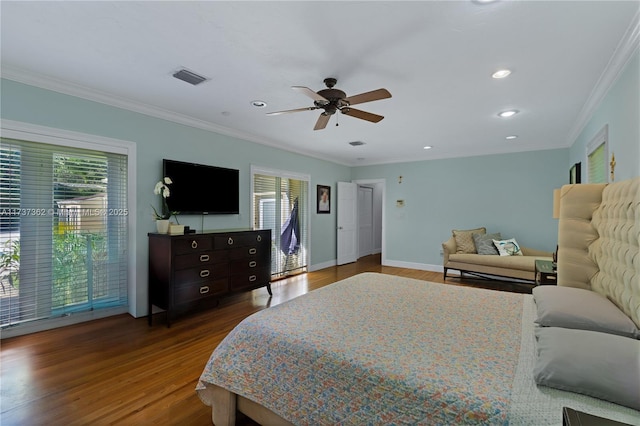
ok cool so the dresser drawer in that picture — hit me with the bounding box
[174,278,227,304]
[174,264,228,283]
[230,257,265,275]
[174,251,218,270]
[173,236,213,254]
[230,267,271,291]
[214,232,269,249]
[229,245,260,260]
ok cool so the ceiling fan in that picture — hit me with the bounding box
[266,78,391,130]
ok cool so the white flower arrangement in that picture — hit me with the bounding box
[151,177,178,221]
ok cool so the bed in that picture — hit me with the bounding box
[197,177,640,425]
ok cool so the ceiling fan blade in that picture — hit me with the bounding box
[341,107,384,123]
[266,106,319,116]
[292,86,328,103]
[344,88,391,106]
[314,113,331,130]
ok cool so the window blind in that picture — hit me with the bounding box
[252,171,308,278]
[588,142,606,183]
[0,138,128,328]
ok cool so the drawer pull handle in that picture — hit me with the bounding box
[249,275,257,282]
[228,237,234,245]
[249,261,257,268]
[257,235,262,242]
[200,254,210,262]
[200,286,210,294]
[191,240,198,249]
[200,269,210,278]
[248,248,257,255]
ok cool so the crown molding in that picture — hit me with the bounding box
[566,10,640,145]
[0,66,352,167]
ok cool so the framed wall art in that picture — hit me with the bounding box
[317,185,330,214]
[570,162,581,184]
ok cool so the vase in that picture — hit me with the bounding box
[156,219,170,234]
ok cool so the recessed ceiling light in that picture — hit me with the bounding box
[423,145,433,150]
[505,135,518,140]
[498,110,519,118]
[251,100,267,108]
[492,69,511,79]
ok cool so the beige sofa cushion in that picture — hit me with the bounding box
[452,227,486,254]
[449,253,537,272]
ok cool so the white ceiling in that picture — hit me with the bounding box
[1,1,638,166]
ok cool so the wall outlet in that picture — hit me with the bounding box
[439,249,444,257]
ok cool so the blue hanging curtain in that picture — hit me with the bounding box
[280,197,300,255]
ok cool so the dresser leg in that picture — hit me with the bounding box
[266,283,272,296]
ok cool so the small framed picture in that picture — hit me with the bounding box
[570,162,581,184]
[317,185,330,214]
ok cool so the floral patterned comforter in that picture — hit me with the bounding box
[196,273,639,425]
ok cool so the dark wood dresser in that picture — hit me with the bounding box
[148,229,272,326]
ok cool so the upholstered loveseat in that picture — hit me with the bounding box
[442,228,553,282]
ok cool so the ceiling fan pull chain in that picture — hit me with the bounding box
[336,114,339,127]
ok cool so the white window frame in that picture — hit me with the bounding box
[586,124,609,183]
[0,119,137,337]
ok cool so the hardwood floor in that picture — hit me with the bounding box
[0,255,532,425]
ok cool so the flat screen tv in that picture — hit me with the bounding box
[162,159,239,214]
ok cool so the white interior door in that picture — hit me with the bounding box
[358,186,374,258]
[337,181,358,265]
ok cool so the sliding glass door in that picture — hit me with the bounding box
[251,167,308,279]
[0,138,128,328]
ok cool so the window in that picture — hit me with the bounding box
[0,124,133,334]
[251,167,309,279]
[586,125,608,183]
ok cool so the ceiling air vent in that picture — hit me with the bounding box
[172,68,209,86]
[349,141,366,146]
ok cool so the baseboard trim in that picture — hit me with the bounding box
[382,259,454,274]
[308,259,337,272]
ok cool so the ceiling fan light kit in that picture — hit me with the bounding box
[267,78,391,130]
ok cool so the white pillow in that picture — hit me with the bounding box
[492,238,523,256]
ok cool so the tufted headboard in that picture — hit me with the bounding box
[556,177,640,327]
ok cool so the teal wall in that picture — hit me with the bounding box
[352,150,568,268]
[2,45,638,318]
[570,49,640,181]
[1,79,350,316]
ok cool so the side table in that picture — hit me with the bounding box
[535,259,557,285]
